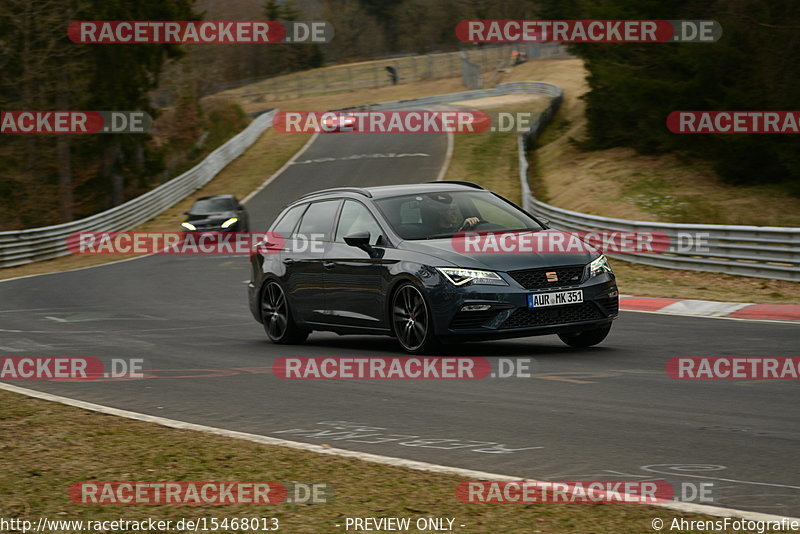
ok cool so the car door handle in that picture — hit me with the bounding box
[323,262,336,269]
[282,258,295,265]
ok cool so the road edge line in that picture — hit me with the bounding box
[241,132,319,204]
[621,308,800,325]
[435,131,454,181]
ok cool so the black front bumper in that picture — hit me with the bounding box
[428,272,618,342]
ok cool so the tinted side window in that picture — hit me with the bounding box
[335,200,386,246]
[297,200,340,241]
[271,204,307,235]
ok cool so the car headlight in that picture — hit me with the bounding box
[588,255,613,277]
[221,217,238,229]
[181,222,196,231]
[436,267,508,286]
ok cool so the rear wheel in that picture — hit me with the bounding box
[558,324,612,348]
[392,283,439,354]
[261,281,308,344]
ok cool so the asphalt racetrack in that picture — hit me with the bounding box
[1,128,798,516]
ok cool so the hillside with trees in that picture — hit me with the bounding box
[539,0,800,189]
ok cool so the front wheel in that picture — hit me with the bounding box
[261,281,308,344]
[558,324,612,348]
[391,283,439,354]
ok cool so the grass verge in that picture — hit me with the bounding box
[503,59,800,227]
[0,389,745,534]
[445,96,549,204]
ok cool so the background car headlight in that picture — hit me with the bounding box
[181,222,196,231]
[436,267,508,286]
[588,255,613,277]
[220,217,238,229]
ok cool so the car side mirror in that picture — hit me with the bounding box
[344,232,379,258]
[344,231,369,246]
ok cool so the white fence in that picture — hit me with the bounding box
[0,111,275,268]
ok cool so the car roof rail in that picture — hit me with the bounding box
[427,180,485,190]
[296,187,373,200]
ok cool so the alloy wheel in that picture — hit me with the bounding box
[262,282,288,340]
[392,284,429,351]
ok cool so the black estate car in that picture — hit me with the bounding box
[248,182,619,353]
[182,194,249,232]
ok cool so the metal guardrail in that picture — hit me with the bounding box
[343,80,564,111]
[512,91,800,282]
[0,111,276,268]
[347,80,800,282]
[0,82,557,270]
[6,79,798,281]
[523,195,800,281]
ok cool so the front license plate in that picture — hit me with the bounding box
[527,290,584,308]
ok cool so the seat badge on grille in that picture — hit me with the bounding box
[546,271,558,282]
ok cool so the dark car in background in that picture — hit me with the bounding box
[248,182,618,353]
[182,194,249,232]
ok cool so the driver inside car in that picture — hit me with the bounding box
[436,204,481,233]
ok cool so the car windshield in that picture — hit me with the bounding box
[190,197,236,215]
[374,191,544,240]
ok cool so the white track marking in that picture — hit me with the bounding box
[621,308,799,325]
[241,132,319,204]
[658,300,751,317]
[0,382,796,523]
[436,131,454,181]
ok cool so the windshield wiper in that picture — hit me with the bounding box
[424,228,537,240]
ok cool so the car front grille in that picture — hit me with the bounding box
[596,296,619,315]
[449,310,501,330]
[500,302,603,329]
[508,265,585,290]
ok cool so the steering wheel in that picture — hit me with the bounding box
[462,219,491,230]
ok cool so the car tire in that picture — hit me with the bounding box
[558,324,612,348]
[261,281,308,344]
[391,282,439,354]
